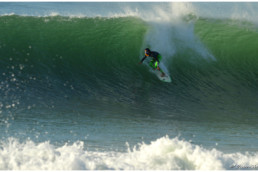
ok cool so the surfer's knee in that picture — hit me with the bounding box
[154,61,158,68]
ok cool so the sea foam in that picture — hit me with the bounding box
[0,136,257,170]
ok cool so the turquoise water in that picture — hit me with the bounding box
[0,2,258,170]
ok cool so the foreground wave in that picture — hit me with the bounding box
[0,136,257,170]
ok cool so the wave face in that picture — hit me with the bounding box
[1,14,258,123]
[0,15,148,107]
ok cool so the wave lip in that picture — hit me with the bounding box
[1,136,258,170]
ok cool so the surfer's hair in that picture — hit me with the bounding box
[145,48,150,52]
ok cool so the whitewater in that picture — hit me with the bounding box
[0,2,258,170]
[1,136,258,170]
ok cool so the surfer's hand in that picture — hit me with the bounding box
[139,62,142,64]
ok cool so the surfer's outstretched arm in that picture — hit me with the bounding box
[139,56,147,64]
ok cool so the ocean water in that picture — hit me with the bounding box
[0,2,258,170]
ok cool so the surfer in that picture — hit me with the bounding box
[139,48,165,77]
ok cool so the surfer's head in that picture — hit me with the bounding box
[145,48,151,56]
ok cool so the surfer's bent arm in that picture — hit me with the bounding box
[155,56,160,63]
[152,52,160,63]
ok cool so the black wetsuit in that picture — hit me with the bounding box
[140,51,160,63]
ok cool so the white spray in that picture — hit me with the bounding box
[121,2,216,75]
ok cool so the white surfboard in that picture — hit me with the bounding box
[153,69,172,83]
